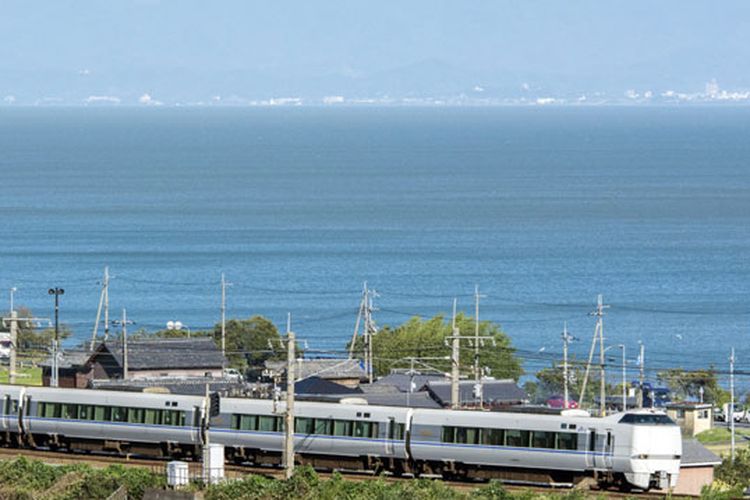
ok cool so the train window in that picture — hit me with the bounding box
[240,415,258,431]
[94,406,111,422]
[371,422,379,438]
[505,429,529,447]
[618,414,675,425]
[43,402,61,419]
[531,431,556,449]
[456,427,479,445]
[79,405,93,420]
[363,413,371,418]
[112,407,128,422]
[333,420,352,437]
[556,432,577,450]
[163,410,177,426]
[394,423,405,440]
[441,426,456,443]
[296,417,314,434]
[568,424,576,430]
[62,404,78,420]
[259,416,279,432]
[129,408,145,424]
[177,411,186,426]
[483,429,504,446]
[145,409,162,425]
[354,421,372,438]
[314,419,333,435]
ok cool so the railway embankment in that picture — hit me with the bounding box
[0,452,733,500]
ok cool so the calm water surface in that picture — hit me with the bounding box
[0,107,748,382]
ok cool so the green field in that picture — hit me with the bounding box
[0,366,43,386]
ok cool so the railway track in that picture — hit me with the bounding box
[0,447,683,498]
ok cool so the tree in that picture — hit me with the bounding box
[11,307,71,351]
[352,313,523,380]
[535,362,612,406]
[212,315,284,377]
[657,367,730,405]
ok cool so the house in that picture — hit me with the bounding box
[425,379,527,408]
[672,439,722,495]
[264,358,366,388]
[293,376,441,408]
[42,338,227,388]
[666,402,713,437]
[40,350,96,388]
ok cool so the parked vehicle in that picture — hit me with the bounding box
[546,395,578,409]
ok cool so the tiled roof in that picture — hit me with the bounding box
[681,439,722,467]
[40,349,93,369]
[374,373,448,392]
[266,358,366,380]
[426,379,527,406]
[295,376,361,396]
[90,377,246,396]
[98,337,225,370]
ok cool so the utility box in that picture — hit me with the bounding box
[202,443,225,484]
[167,461,189,487]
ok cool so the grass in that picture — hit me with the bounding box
[697,426,750,455]
[0,366,43,385]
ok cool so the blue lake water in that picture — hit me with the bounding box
[0,107,748,383]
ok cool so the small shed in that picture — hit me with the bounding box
[666,402,713,437]
[672,439,722,496]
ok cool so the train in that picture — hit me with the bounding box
[0,384,681,491]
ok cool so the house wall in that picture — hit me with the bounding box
[672,466,715,496]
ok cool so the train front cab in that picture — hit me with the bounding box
[617,412,681,491]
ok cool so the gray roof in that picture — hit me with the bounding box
[680,439,722,467]
[41,349,92,369]
[89,377,248,396]
[295,376,362,396]
[266,358,365,381]
[426,379,527,406]
[374,373,448,392]
[99,337,225,370]
[357,391,443,409]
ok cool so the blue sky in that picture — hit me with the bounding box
[2,1,749,104]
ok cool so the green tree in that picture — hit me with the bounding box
[352,313,522,380]
[535,362,612,406]
[657,367,730,405]
[212,315,284,376]
[11,307,71,351]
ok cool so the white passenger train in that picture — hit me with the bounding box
[0,385,681,491]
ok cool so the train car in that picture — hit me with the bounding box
[210,397,412,472]
[0,385,26,445]
[409,407,596,483]
[408,407,680,491]
[22,387,205,457]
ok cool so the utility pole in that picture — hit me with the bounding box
[90,266,110,350]
[451,298,460,410]
[473,285,486,387]
[113,309,134,380]
[348,283,378,383]
[562,322,572,409]
[637,342,645,408]
[283,313,296,479]
[579,294,609,415]
[620,344,626,411]
[220,273,232,359]
[48,287,65,388]
[730,347,736,463]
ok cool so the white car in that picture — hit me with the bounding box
[223,368,244,382]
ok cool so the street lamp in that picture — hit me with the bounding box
[48,287,64,387]
[166,320,190,338]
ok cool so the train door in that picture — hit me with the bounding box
[585,428,597,468]
[193,406,204,446]
[1,395,7,433]
[385,418,395,455]
[602,430,614,469]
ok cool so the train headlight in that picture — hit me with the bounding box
[637,454,649,459]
